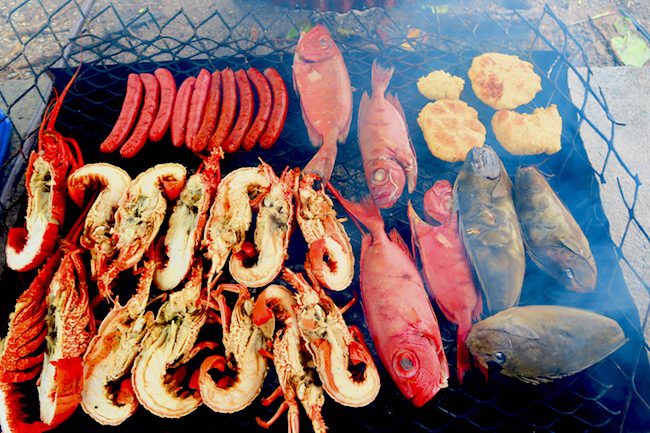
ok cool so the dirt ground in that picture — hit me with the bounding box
[0,0,648,80]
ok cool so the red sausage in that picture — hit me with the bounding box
[119,73,160,158]
[100,74,143,153]
[186,69,212,151]
[208,68,237,152]
[149,68,176,142]
[222,70,254,153]
[259,68,288,149]
[192,70,222,153]
[243,68,272,151]
[171,76,196,147]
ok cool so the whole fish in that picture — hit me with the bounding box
[329,186,448,407]
[454,146,525,315]
[466,305,627,384]
[408,180,482,383]
[514,166,597,292]
[358,60,417,208]
[293,24,352,185]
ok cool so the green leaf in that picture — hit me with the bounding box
[610,18,650,67]
[285,22,313,40]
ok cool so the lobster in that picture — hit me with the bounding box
[6,68,84,272]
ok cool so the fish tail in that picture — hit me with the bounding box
[304,131,338,185]
[371,59,394,97]
[456,320,473,384]
[327,184,385,237]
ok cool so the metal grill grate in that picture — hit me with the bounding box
[0,1,648,432]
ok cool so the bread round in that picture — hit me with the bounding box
[468,53,542,110]
[492,105,562,155]
[417,100,486,163]
[416,70,465,100]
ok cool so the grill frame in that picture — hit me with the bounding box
[0,2,648,432]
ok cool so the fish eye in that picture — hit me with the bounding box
[493,352,507,364]
[564,268,575,280]
[318,37,330,49]
[372,169,386,183]
[393,351,419,378]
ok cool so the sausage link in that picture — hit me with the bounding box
[259,68,288,149]
[149,68,176,142]
[119,73,160,158]
[222,70,254,153]
[242,68,272,151]
[171,76,196,147]
[100,73,143,153]
[192,70,222,153]
[186,69,212,151]
[208,68,237,152]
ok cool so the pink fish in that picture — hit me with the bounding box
[358,60,417,208]
[329,186,448,407]
[293,24,352,184]
[408,180,482,383]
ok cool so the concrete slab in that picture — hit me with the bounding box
[568,66,650,347]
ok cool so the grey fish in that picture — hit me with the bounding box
[454,146,525,315]
[466,305,627,384]
[514,166,597,292]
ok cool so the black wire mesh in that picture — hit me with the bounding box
[0,1,648,432]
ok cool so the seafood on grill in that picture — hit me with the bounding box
[0,250,62,433]
[408,180,482,383]
[132,261,214,418]
[454,145,525,315]
[358,60,417,208]
[155,150,222,291]
[330,187,449,407]
[98,163,186,298]
[293,24,352,184]
[67,163,131,280]
[295,172,354,291]
[37,235,95,426]
[6,69,83,272]
[253,284,327,433]
[199,284,274,413]
[466,305,627,384]
[81,257,156,426]
[203,163,273,282]
[283,268,380,408]
[229,168,297,288]
[514,166,597,292]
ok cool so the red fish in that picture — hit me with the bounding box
[358,61,417,208]
[408,180,482,383]
[329,186,448,407]
[293,24,352,184]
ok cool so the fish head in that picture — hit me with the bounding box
[296,25,339,63]
[423,180,453,223]
[386,335,446,407]
[466,146,501,180]
[465,325,514,374]
[552,249,597,292]
[365,158,405,209]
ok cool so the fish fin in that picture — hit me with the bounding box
[304,131,337,184]
[302,105,324,148]
[388,228,415,263]
[371,60,394,97]
[393,144,418,194]
[328,185,385,238]
[472,291,484,322]
[456,320,473,384]
[406,201,421,258]
[386,92,407,130]
[358,92,370,128]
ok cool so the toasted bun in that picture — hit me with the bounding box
[492,105,562,156]
[468,53,542,110]
[416,70,465,101]
[417,100,486,163]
